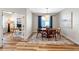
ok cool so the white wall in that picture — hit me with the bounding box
[58,8,79,44]
[32,14,38,32]
[53,14,60,28]
[32,13,59,32]
[25,9,32,39]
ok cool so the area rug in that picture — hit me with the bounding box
[28,33,74,45]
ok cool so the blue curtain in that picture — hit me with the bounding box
[50,16,53,28]
[38,16,42,28]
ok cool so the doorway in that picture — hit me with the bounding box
[2,11,25,45]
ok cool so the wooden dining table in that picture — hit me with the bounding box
[40,28,61,38]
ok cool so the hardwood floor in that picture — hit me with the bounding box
[0,33,79,51]
[0,42,79,51]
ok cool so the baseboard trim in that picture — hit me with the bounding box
[61,33,78,46]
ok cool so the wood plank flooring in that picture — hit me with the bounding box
[0,42,79,51]
[0,33,79,51]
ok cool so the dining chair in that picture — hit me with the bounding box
[48,29,57,41]
[11,28,23,41]
[41,30,48,40]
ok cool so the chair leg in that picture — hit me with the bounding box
[55,35,57,41]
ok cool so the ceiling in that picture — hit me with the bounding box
[29,8,64,13]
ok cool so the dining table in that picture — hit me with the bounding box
[40,28,61,38]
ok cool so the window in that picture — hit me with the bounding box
[41,15,50,28]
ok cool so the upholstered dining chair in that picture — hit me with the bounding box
[41,30,48,40]
[48,29,57,41]
[36,27,49,40]
[48,28,61,41]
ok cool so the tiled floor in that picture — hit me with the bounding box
[0,33,79,51]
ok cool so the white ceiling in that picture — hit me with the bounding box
[29,8,64,13]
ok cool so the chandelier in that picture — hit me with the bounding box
[45,8,49,20]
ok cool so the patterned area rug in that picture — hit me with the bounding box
[28,33,74,45]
